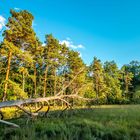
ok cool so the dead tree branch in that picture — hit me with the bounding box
[0,94,95,127]
[0,120,20,128]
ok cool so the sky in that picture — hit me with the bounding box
[0,0,140,67]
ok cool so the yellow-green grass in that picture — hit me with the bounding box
[0,105,140,140]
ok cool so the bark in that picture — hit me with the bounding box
[53,68,57,106]
[0,94,94,109]
[54,69,57,96]
[43,66,48,97]
[34,64,37,97]
[3,51,12,101]
[22,72,25,92]
[0,120,20,128]
[0,94,95,127]
[125,73,129,95]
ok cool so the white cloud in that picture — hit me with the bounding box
[60,40,71,47]
[0,15,6,31]
[60,38,85,49]
[42,43,46,46]
[14,7,20,11]
[78,52,82,58]
[77,44,84,48]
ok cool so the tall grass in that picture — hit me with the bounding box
[0,105,140,140]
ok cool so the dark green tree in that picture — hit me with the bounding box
[104,61,122,103]
[90,57,107,104]
[1,9,34,101]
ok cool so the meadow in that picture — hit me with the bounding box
[0,105,140,140]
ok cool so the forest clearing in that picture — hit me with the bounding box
[1,1,140,140]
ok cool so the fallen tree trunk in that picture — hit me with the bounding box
[0,120,20,128]
[0,67,95,127]
[0,94,95,127]
[0,94,93,109]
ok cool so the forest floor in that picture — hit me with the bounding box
[0,105,140,140]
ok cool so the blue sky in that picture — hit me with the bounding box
[0,0,140,67]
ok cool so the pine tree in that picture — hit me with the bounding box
[104,61,122,103]
[121,65,133,98]
[1,9,34,101]
[25,37,43,97]
[43,34,67,97]
[90,57,107,103]
[67,50,86,96]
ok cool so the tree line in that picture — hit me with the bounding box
[0,10,140,104]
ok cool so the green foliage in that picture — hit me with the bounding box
[7,80,28,100]
[89,57,108,103]
[104,61,122,104]
[0,9,139,103]
[67,50,86,95]
[1,8,140,140]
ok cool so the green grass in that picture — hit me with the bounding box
[0,105,140,140]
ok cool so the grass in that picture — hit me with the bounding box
[0,105,140,140]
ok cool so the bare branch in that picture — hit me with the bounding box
[56,68,85,96]
[0,94,94,109]
[44,101,50,116]
[16,105,38,117]
[34,102,44,113]
[0,120,20,128]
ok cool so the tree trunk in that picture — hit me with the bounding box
[34,64,37,97]
[53,68,57,106]
[94,76,99,104]
[22,72,25,92]
[61,77,64,107]
[3,51,12,101]
[125,73,129,97]
[0,120,20,128]
[43,66,48,97]
[54,69,57,96]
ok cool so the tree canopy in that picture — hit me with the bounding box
[0,9,139,105]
